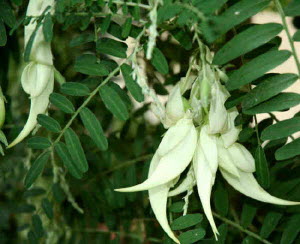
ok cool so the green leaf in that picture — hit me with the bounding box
[239,127,254,142]
[69,33,94,47]
[96,38,127,58]
[151,48,169,74]
[293,29,300,42]
[32,214,44,238]
[24,152,50,189]
[64,128,88,172]
[213,23,283,65]
[171,214,203,230]
[169,201,184,213]
[100,14,111,34]
[242,73,297,109]
[121,17,132,38]
[74,54,109,76]
[260,212,282,238]
[43,13,53,42]
[284,0,300,16]
[41,198,54,219]
[80,107,108,151]
[27,230,38,244]
[27,137,52,149]
[50,93,75,114]
[24,22,42,62]
[243,93,300,115]
[226,50,291,91]
[171,29,192,50]
[0,1,16,28]
[213,224,228,244]
[54,142,83,179]
[262,117,300,141]
[240,202,257,228]
[23,187,46,198]
[37,114,61,133]
[213,181,229,216]
[121,64,144,102]
[280,214,300,244]
[202,0,270,43]
[99,84,129,121]
[178,228,206,244]
[0,20,7,46]
[275,137,300,160]
[193,0,227,15]
[254,146,270,188]
[157,3,183,24]
[61,82,90,96]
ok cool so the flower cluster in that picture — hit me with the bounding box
[8,0,55,148]
[116,56,299,242]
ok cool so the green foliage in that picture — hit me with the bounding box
[2,0,300,243]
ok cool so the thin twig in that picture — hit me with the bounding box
[213,212,272,244]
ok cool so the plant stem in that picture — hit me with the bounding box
[213,212,272,244]
[274,0,300,76]
[52,65,121,146]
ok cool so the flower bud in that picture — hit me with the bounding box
[208,82,230,134]
[221,108,241,148]
[165,85,185,127]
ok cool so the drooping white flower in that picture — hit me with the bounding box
[218,139,299,206]
[8,0,55,148]
[116,116,197,192]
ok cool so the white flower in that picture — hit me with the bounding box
[218,139,299,206]
[8,0,55,148]
[116,116,197,192]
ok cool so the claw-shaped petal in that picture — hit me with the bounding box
[149,184,179,243]
[220,169,300,205]
[221,108,241,148]
[146,152,180,243]
[116,118,197,192]
[193,129,219,238]
[168,167,196,197]
[8,74,54,148]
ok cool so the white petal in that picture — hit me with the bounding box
[227,143,255,173]
[157,118,193,157]
[217,139,240,178]
[221,108,241,148]
[209,82,229,134]
[168,167,196,197]
[115,125,197,192]
[149,184,179,243]
[193,145,219,239]
[165,85,185,126]
[221,169,300,205]
[8,75,54,148]
[200,125,218,173]
[21,63,53,97]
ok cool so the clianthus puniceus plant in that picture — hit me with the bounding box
[2,0,300,243]
[116,46,300,243]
